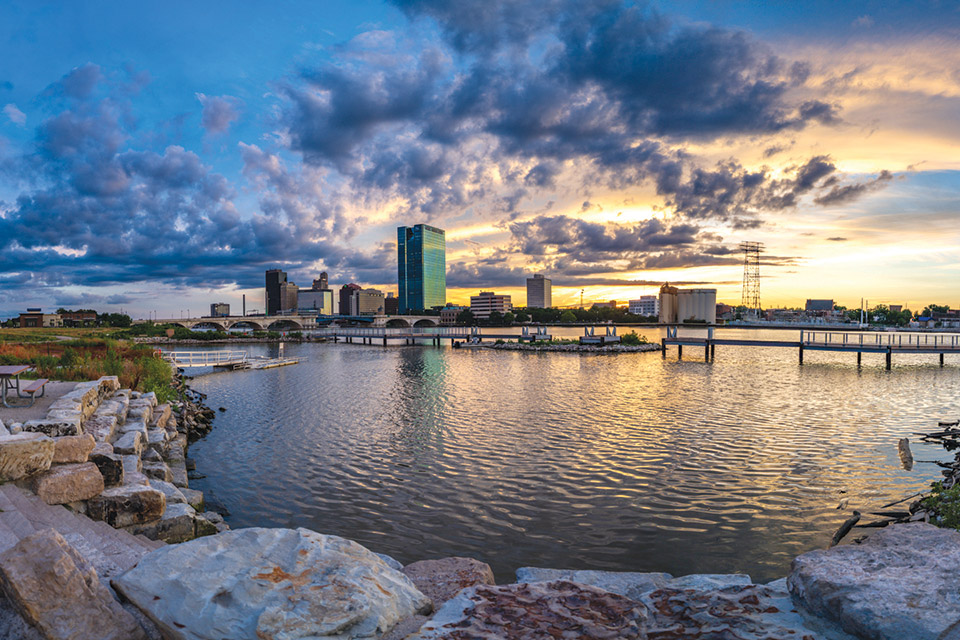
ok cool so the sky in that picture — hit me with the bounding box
[1,0,958,319]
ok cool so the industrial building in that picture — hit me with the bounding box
[209,303,230,317]
[470,292,513,319]
[398,224,446,313]
[526,274,552,308]
[659,285,717,324]
[628,296,659,316]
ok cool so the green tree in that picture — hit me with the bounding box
[456,309,475,326]
[515,311,530,323]
[559,310,577,323]
[488,310,504,326]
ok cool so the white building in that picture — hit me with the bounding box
[628,295,659,316]
[659,285,717,324]
[526,274,552,308]
[470,291,513,319]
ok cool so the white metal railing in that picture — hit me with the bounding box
[802,331,960,349]
[312,326,470,338]
[162,351,248,367]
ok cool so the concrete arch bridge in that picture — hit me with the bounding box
[153,315,441,332]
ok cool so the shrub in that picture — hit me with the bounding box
[922,482,960,530]
[620,331,647,346]
[59,347,79,368]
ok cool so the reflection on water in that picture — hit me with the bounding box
[186,328,960,582]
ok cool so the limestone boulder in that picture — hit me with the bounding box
[87,485,165,527]
[113,431,143,456]
[149,478,187,504]
[97,375,120,393]
[180,487,205,511]
[141,391,158,407]
[112,527,431,640]
[402,557,495,608]
[119,418,148,438]
[0,433,55,481]
[788,522,960,639]
[0,529,146,640]
[22,416,81,437]
[126,503,198,543]
[142,461,173,482]
[31,462,104,505]
[52,433,96,464]
[127,401,153,425]
[150,403,171,429]
[83,414,118,443]
[409,580,646,639]
[90,449,124,487]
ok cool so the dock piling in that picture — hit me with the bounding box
[886,348,892,370]
[857,351,862,367]
[941,353,945,367]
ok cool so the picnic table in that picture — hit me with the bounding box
[0,365,45,408]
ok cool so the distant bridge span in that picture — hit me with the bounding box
[151,314,441,332]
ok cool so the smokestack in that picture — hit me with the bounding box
[243,294,246,317]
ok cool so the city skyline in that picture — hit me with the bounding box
[1,1,959,319]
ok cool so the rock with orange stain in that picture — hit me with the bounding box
[111,527,431,639]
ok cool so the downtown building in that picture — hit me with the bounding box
[470,292,512,319]
[397,224,446,313]
[526,274,552,308]
[628,295,658,316]
[299,271,334,315]
[265,269,299,315]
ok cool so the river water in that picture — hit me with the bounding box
[184,327,960,582]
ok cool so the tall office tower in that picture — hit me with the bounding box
[312,272,329,291]
[265,269,287,316]
[339,283,363,316]
[526,273,552,308]
[397,224,446,313]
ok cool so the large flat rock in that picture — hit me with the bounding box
[22,416,81,437]
[788,522,960,639]
[0,529,146,640]
[516,567,675,601]
[0,433,55,481]
[112,527,431,640]
[31,462,104,505]
[409,580,646,639]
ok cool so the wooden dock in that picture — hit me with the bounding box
[662,329,960,369]
[312,326,552,345]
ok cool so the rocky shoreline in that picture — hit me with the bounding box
[0,374,958,638]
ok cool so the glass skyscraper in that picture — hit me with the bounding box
[397,224,446,313]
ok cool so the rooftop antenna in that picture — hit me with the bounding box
[739,241,763,318]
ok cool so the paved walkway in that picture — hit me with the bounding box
[0,381,77,424]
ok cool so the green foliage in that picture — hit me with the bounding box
[136,355,175,404]
[495,339,505,344]
[922,482,960,530]
[620,331,647,346]
[456,309,475,325]
[502,311,515,326]
[98,312,132,327]
[59,347,79,368]
[514,311,530,323]
[559,310,577,323]
[103,349,123,377]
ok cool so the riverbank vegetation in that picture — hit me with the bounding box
[0,339,175,402]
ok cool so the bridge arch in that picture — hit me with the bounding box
[191,321,226,332]
[413,318,438,328]
[386,318,411,328]
[268,319,303,331]
[226,320,264,332]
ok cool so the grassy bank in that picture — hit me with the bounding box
[0,339,175,403]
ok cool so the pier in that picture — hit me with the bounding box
[161,350,301,371]
[662,329,960,369]
[311,325,552,345]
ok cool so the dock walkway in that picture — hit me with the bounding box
[663,329,960,369]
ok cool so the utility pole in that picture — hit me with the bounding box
[580,289,584,309]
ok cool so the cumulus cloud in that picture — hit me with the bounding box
[196,93,242,135]
[3,103,25,125]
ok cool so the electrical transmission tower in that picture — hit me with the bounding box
[739,241,763,317]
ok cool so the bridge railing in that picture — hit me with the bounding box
[161,351,248,366]
[803,331,960,349]
[312,326,470,337]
